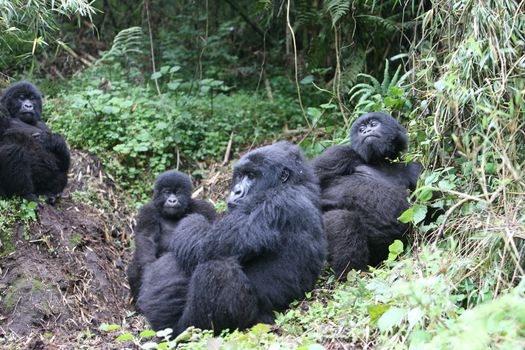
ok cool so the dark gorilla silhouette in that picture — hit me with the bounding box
[137,141,326,335]
[0,81,70,203]
[127,170,216,301]
[313,112,420,278]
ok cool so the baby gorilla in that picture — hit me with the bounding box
[313,112,420,279]
[127,170,216,302]
[0,81,70,203]
[137,142,326,336]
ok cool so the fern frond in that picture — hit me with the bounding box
[324,0,350,26]
[96,27,143,64]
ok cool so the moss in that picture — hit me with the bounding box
[0,229,16,258]
[3,277,29,314]
[68,232,83,248]
[2,277,48,314]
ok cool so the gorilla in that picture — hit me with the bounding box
[313,112,420,278]
[137,141,326,335]
[127,170,216,302]
[0,81,70,203]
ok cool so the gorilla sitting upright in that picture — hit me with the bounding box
[0,81,70,203]
[137,141,326,335]
[127,170,216,302]
[313,112,420,279]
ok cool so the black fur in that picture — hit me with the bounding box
[127,170,216,302]
[313,112,420,278]
[137,141,326,335]
[0,81,70,203]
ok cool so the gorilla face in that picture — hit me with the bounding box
[228,152,290,209]
[350,112,408,163]
[153,170,192,219]
[1,81,43,125]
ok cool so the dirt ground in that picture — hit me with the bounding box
[0,150,141,349]
[0,148,239,349]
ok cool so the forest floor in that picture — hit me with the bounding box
[0,149,269,349]
[0,150,144,348]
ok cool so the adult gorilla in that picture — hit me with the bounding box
[138,141,326,335]
[0,81,70,203]
[127,170,216,302]
[313,112,420,278]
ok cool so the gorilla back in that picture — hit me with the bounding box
[137,141,326,335]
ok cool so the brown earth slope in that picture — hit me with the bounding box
[0,150,139,348]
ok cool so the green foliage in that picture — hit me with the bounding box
[0,198,38,257]
[0,0,96,72]
[348,59,413,120]
[99,323,323,349]
[47,64,303,198]
[276,246,485,348]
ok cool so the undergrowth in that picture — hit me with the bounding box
[47,64,305,200]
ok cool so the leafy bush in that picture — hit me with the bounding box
[47,64,304,198]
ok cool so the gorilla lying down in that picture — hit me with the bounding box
[0,81,70,204]
[313,112,420,279]
[136,142,326,335]
[127,170,216,301]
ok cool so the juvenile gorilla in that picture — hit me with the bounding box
[0,81,70,203]
[138,142,326,335]
[127,170,216,301]
[313,112,420,278]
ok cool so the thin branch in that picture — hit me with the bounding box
[145,0,161,96]
[286,0,310,129]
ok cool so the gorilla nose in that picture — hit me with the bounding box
[23,103,33,110]
[228,185,244,204]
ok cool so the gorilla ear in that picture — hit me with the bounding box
[280,168,290,183]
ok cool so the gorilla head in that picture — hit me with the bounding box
[227,142,310,208]
[1,81,43,126]
[153,170,193,219]
[350,112,408,163]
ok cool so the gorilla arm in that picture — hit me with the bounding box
[127,202,162,298]
[169,204,282,273]
[189,198,217,222]
[312,145,363,189]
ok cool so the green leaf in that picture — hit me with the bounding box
[387,240,404,261]
[438,180,454,191]
[413,205,428,224]
[99,323,121,331]
[300,75,314,84]
[139,330,156,338]
[407,307,425,326]
[418,187,433,201]
[250,323,271,335]
[141,342,159,349]
[169,66,181,73]
[115,332,134,341]
[151,72,162,80]
[398,207,414,223]
[377,307,407,332]
[156,328,173,338]
[368,304,391,323]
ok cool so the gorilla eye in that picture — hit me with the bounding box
[246,171,256,179]
[370,120,378,127]
[359,126,366,132]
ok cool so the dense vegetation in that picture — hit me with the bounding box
[1,0,523,349]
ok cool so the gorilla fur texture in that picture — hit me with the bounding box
[313,112,420,278]
[0,81,70,203]
[137,141,326,335]
[127,170,216,302]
